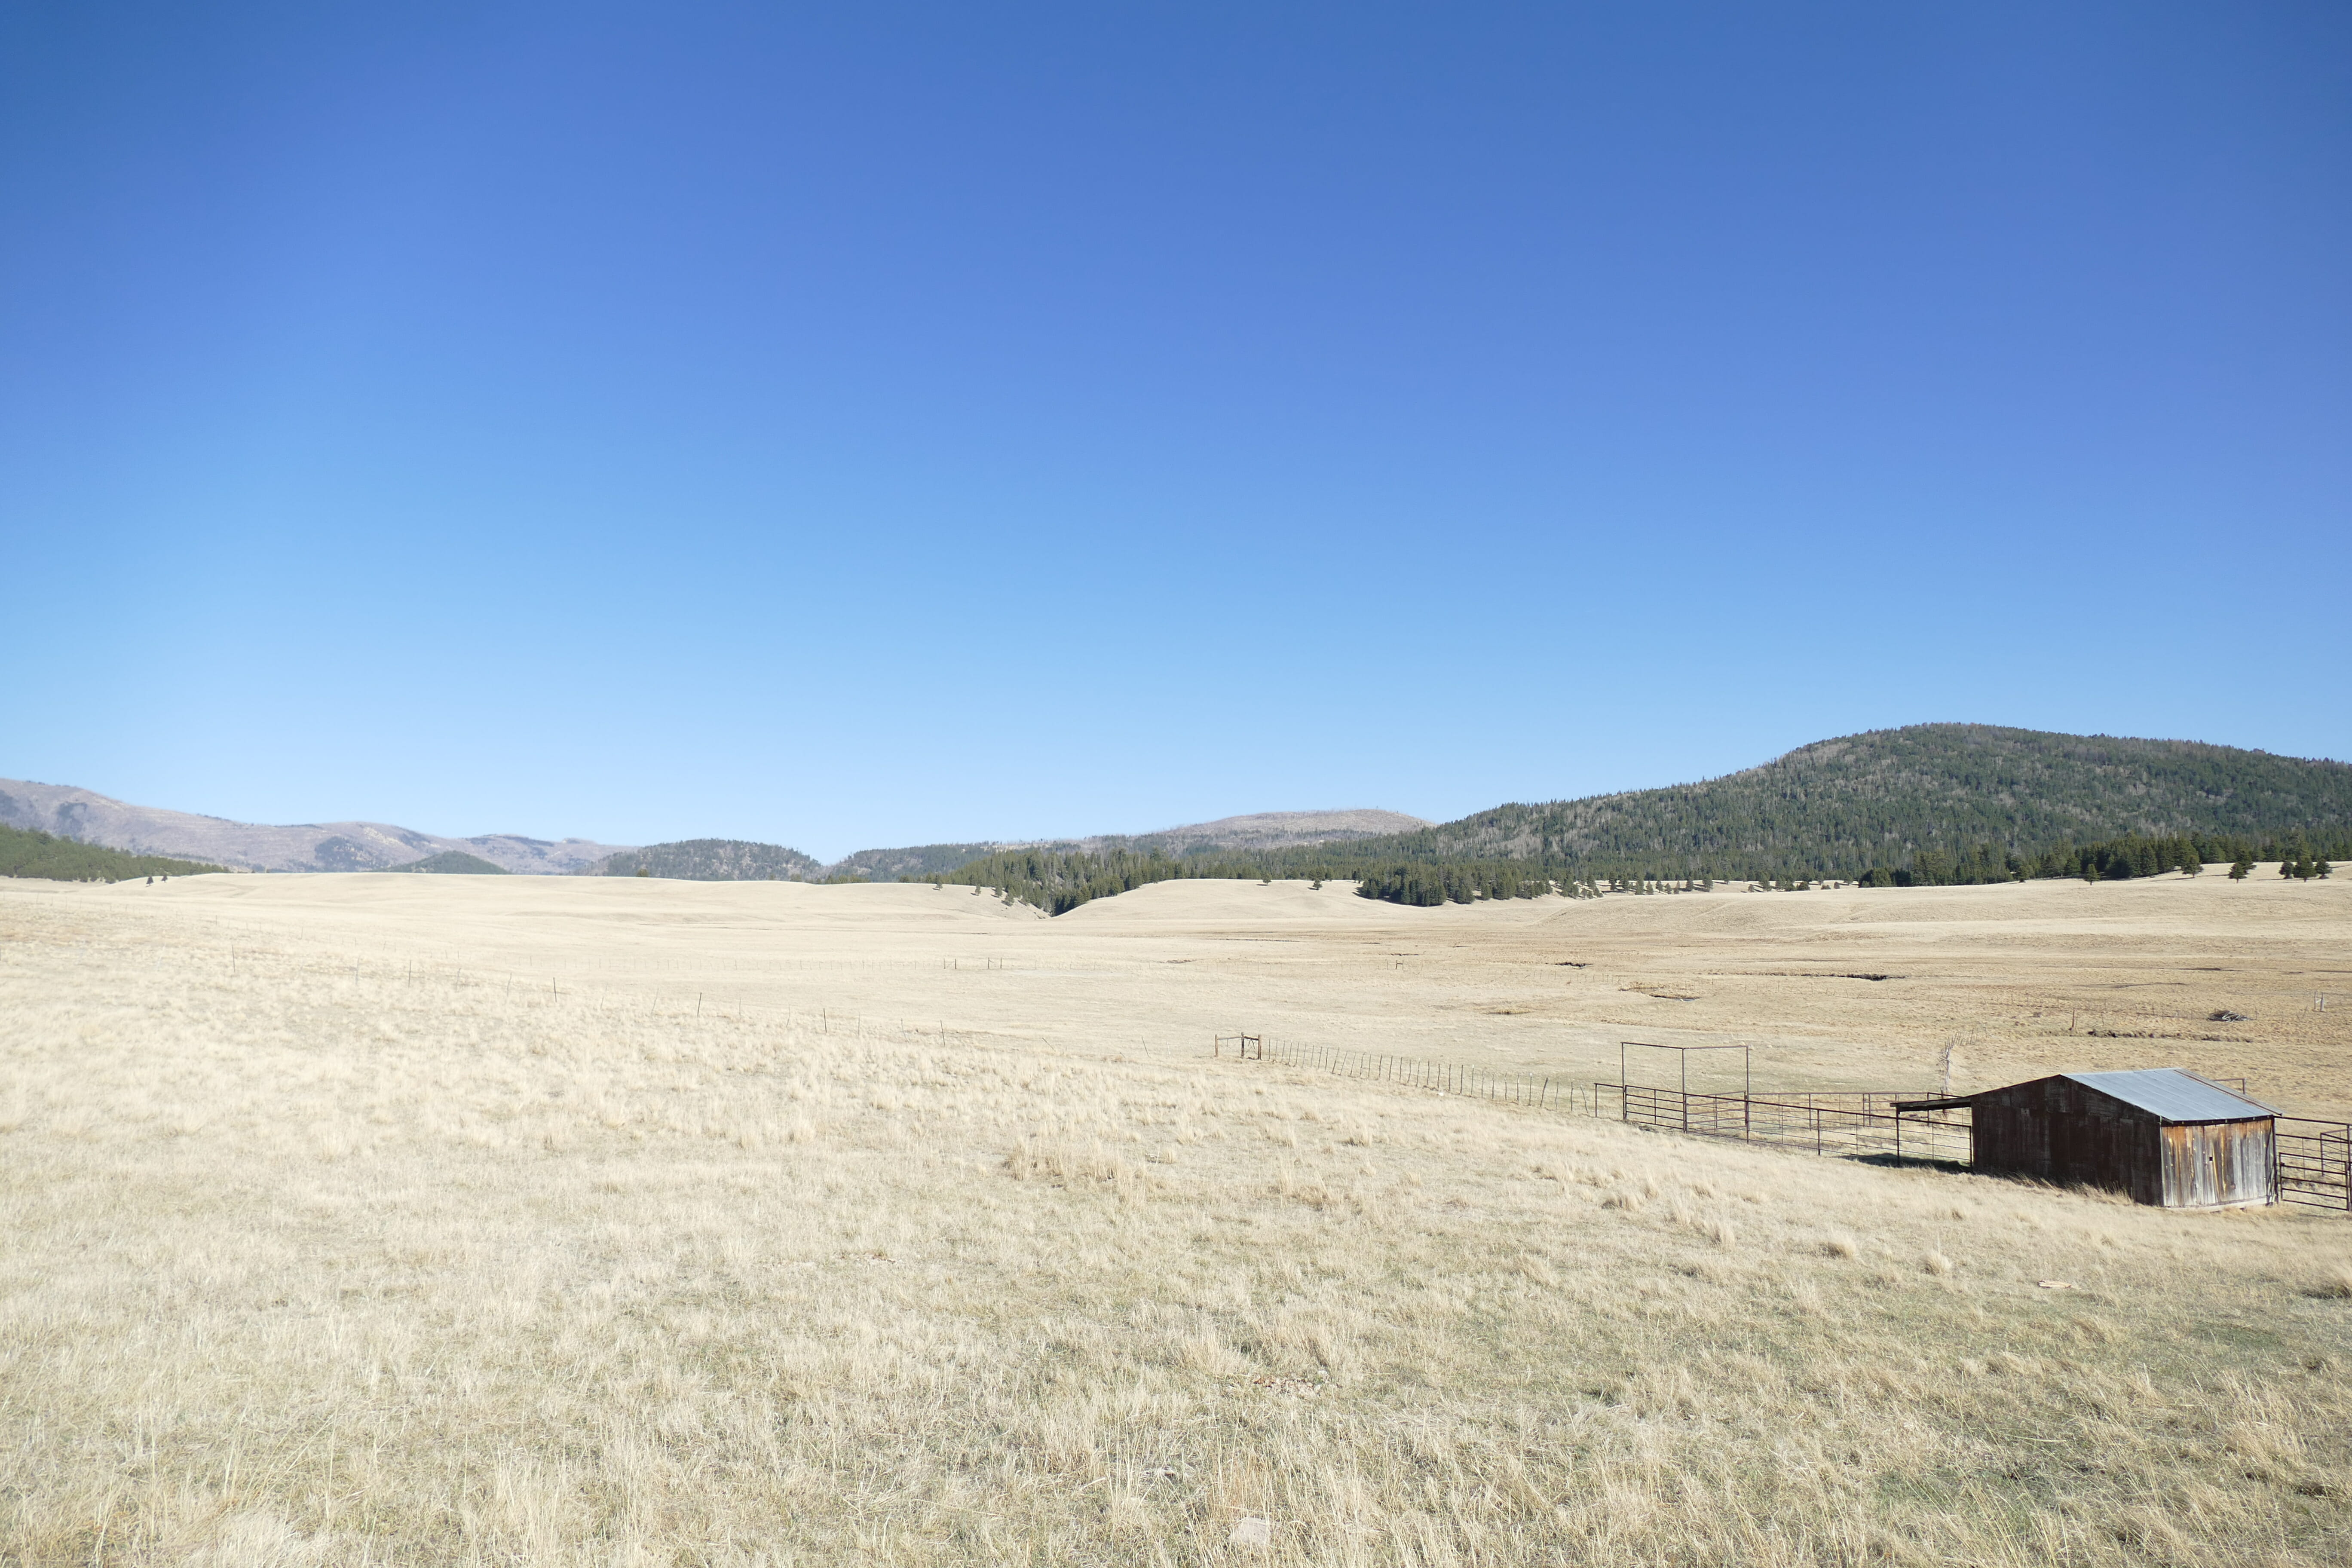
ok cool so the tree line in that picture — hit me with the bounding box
[1855,830,2346,886]
[921,848,1266,915]
[0,824,227,882]
[910,826,2343,916]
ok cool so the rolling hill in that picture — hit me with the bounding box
[588,840,827,881]
[384,851,511,874]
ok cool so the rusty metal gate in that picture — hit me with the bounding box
[2278,1118,2352,1211]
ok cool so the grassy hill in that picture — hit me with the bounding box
[384,851,510,874]
[591,839,824,881]
[1316,724,2352,882]
[0,824,227,882]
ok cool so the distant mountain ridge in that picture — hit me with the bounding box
[1080,808,1429,857]
[592,810,1430,881]
[0,776,1424,882]
[15,726,2340,887]
[0,779,633,874]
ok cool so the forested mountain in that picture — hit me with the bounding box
[385,851,510,874]
[919,725,2352,913]
[1315,725,2352,882]
[0,824,226,882]
[588,839,824,880]
[827,842,1004,881]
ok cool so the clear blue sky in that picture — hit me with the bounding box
[3,3,2346,859]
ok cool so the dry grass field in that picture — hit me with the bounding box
[4,869,2350,1565]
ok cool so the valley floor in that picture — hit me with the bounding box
[3,871,2349,1564]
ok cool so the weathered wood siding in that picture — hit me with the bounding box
[1971,1076,2157,1200]
[2159,1120,2273,1209]
[1967,1075,2274,1207]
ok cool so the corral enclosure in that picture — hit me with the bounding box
[3,870,2351,1564]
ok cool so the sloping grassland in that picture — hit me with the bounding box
[1,873,2348,1564]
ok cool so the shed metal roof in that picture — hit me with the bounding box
[2061,1069,2275,1122]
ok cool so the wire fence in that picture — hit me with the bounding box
[1259,1037,1971,1164]
[1259,1038,1602,1114]
[1257,1035,2348,1202]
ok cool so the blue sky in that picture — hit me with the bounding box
[3,3,2346,859]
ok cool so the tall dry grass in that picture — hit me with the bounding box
[2,892,2349,1565]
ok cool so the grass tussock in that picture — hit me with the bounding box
[1,892,2350,1565]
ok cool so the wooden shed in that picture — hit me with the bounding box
[1894,1069,2277,1209]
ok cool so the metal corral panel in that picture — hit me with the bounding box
[1966,1074,2275,1207]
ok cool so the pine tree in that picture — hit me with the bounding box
[2229,856,2252,879]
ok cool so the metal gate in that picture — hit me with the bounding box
[2278,1119,2352,1211]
